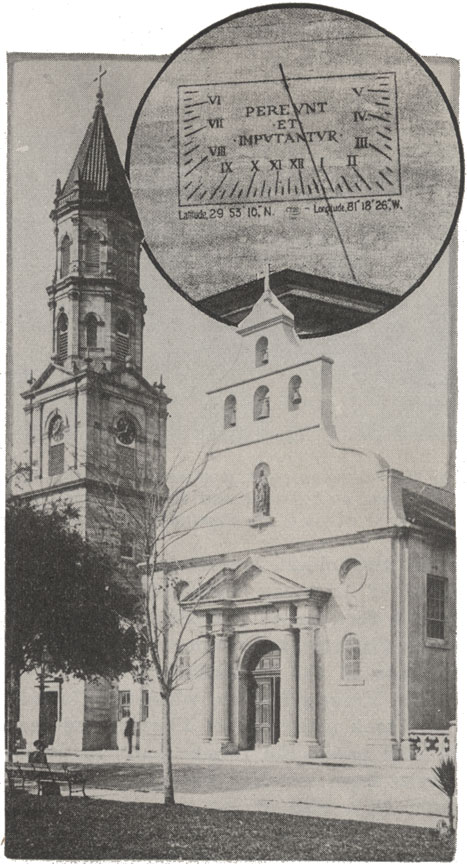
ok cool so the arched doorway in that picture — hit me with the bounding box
[243,640,281,749]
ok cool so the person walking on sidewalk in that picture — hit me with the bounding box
[124,716,135,754]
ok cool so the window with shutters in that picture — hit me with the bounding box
[426,575,446,640]
[56,313,68,362]
[60,235,71,278]
[84,229,100,274]
[118,690,131,720]
[115,314,131,363]
[85,314,98,349]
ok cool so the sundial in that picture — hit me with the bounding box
[127,5,463,336]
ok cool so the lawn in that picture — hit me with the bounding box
[5,794,455,861]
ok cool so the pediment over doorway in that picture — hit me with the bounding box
[181,555,330,610]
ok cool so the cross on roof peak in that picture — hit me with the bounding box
[93,64,107,103]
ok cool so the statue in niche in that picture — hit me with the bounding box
[254,469,270,516]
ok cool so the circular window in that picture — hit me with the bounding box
[339,559,367,594]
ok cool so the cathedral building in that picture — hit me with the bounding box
[17,81,169,752]
[117,278,454,762]
[16,82,455,763]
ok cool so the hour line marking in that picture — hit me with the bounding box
[184,115,200,123]
[275,171,280,195]
[184,181,192,189]
[184,155,208,177]
[386,166,394,173]
[369,142,392,160]
[187,101,209,108]
[186,183,203,200]
[352,167,371,190]
[184,126,207,138]
[278,62,356,281]
[184,144,200,156]
[341,176,353,192]
[368,113,389,122]
[230,181,239,196]
[199,190,207,200]
[321,164,334,193]
[375,181,385,190]
[238,188,244,198]
[376,130,392,141]
[375,103,391,110]
[367,88,389,93]
[209,173,228,199]
[261,179,266,197]
[379,170,393,185]
[384,144,393,151]
[298,169,305,194]
[246,173,256,198]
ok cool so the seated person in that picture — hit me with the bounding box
[28,739,48,765]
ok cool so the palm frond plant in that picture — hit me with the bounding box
[430,757,456,834]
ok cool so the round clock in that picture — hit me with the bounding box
[127,5,463,337]
[115,416,136,446]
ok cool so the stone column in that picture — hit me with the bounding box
[212,633,230,749]
[280,629,297,744]
[201,636,214,742]
[298,625,320,756]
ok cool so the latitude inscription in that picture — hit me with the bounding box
[178,72,401,207]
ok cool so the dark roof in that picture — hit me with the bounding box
[57,100,141,227]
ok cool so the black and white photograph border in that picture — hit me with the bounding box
[2,1,466,862]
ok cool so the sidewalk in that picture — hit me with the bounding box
[40,752,448,830]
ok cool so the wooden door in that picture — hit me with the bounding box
[255,677,273,745]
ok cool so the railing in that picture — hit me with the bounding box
[409,725,454,760]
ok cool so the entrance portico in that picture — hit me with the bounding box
[183,556,329,759]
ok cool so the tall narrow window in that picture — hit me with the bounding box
[426,575,446,640]
[48,415,65,476]
[118,690,131,720]
[56,313,68,362]
[254,385,270,421]
[289,375,302,410]
[60,235,71,278]
[224,394,237,428]
[142,690,149,721]
[255,336,269,367]
[85,314,98,349]
[342,634,361,680]
[116,314,131,363]
[84,229,100,274]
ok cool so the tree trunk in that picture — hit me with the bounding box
[448,794,455,834]
[161,695,175,805]
[5,663,20,762]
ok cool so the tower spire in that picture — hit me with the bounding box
[93,64,107,104]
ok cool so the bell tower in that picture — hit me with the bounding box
[18,71,170,752]
[48,71,145,374]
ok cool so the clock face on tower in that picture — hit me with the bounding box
[115,416,137,446]
[127,5,463,337]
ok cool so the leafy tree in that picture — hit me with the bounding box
[5,497,142,760]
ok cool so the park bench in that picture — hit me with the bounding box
[6,761,88,797]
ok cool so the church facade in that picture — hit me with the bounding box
[16,85,455,763]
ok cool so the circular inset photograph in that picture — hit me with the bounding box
[127,4,463,337]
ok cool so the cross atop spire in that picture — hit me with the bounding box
[93,64,107,103]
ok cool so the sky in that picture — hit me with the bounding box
[8,48,457,488]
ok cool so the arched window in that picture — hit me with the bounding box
[342,634,361,680]
[253,462,271,516]
[115,314,131,363]
[56,313,68,362]
[60,235,71,278]
[85,314,98,349]
[289,375,302,410]
[224,394,237,428]
[255,336,269,367]
[48,414,65,476]
[254,385,270,421]
[84,229,100,274]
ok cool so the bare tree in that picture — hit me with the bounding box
[85,448,241,805]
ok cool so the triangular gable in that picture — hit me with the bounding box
[21,363,79,398]
[182,555,313,607]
